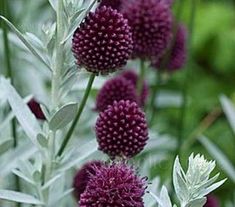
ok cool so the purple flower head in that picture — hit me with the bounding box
[28,98,45,120]
[120,69,149,107]
[95,100,149,158]
[151,24,187,71]
[73,161,105,201]
[96,76,138,112]
[79,163,147,207]
[204,195,219,207]
[99,0,123,10]
[72,6,133,75]
[122,0,173,59]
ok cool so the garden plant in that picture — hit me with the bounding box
[0,0,235,206]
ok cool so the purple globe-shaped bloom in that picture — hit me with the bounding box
[72,6,133,75]
[73,161,105,201]
[79,163,147,207]
[95,76,138,112]
[151,24,187,71]
[119,69,149,107]
[122,0,173,59]
[95,100,149,158]
[204,195,219,207]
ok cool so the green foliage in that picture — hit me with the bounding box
[0,0,234,206]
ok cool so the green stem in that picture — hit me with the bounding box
[57,73,96,156]
[1,1,21,204]
[137,60,145,96]
[149,71,161,126]
[177,0,196,155]
[182,107,221,150]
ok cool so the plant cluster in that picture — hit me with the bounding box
[0,0,229,207]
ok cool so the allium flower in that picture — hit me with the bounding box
[95,100,149,158]
[99,0,123,10]
[72,6,133,75]
[120,69,149,106]
[79,163,147,207]
[122,0,172,59]
[73,161,105,201]
[164,0,174,6]
[151,24,187,71]
[96,76,138,112]
[28,98,45,120]
[204,195,219,207]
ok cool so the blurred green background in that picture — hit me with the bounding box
[154,0,235,204]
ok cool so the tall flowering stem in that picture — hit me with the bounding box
[1,0,20,202]
[149,71,161,126]
[57,73,96,156]
[137,60,146,97]
[177,0,196,154]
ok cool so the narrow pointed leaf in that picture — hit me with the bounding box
[201,179,227,196]
[199,136,235,183]
[0,15,51,71]
[160,186,172,207]
[186,198,206,207]
[1,78,42,145]
[220,95,235,134]
[12,169,35,185]
[0,190,43,205]
[173,157,189,202]
[149,191,163,206]
[48,0,57,11]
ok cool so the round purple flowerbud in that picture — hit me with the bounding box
[99,0,123,10]
[120,69,149,107]
[95,100,149,158]
[204,195,219,207]
[72,6,133,75]
[79,163,147,207]
[72,161,105,201]
[96,76,138,112]
[28,98,45,120]
[151,24,187,71]
[122,0,173,59]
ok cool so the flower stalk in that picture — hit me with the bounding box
[137,60,145,97]
[149,71,161,126]
[57,73,96,156]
